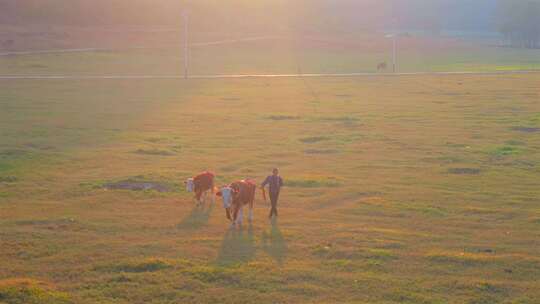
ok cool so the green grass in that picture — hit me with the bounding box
[1,73,539,303]
[0,279,72,304]
[490,146,523,157]
[286,178,342,188]
[1,37,539,76]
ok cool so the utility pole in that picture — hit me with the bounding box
[392,35,397,73]
[385,34,397,73]
[183,11,189,79]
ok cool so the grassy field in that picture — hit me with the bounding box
[1,73,540,303]
[1,35,540,76]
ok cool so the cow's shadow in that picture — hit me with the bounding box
[216,223,255,266]
[177,202,214,230]
[261,218,288,264]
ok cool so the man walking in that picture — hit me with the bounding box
[261,168,284,219]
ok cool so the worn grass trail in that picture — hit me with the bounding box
[1,75,539,303]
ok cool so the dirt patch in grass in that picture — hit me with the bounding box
[133,148,175,156]
[299,136,330,143]
[170,144,182,151]
[23,143,55,151]
[407,205,449,217]
[304,149,340,155]
[0,149,28,158]
[317,116,360,123]
[511,126,540,133]
[145,137,165,143]
[103,180,172,192]
[0,176,17,183]
[97,258,173,273]
[313,245,396,263]
[15,218,78,230]
[266,114,300,121]
[447,168,481,175]
[505,140,526,146]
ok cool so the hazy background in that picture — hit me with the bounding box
[1,0,538,73]
[0,0,499,33]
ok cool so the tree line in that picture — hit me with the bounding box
[1,0,539,48]
[497,0,540,48]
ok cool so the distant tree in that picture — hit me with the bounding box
[423,16,442,37]
[497,0,540,48]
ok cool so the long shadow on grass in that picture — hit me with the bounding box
[216,223,255,266]
[261,218,288,264]
[177,203,214,230]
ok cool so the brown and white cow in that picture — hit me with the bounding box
[217,179,256,227]
[185,171,215,205]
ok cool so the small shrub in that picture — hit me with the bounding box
[0,176,17,183]
[490,146,522,157]
[447,168,481,175]
[133,149,175,156]
[505,140,526,146]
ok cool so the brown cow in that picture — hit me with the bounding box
[217,179,256,227]
[185,171,215,205]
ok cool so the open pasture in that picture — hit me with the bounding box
[1,30,540,76]
[1,74,540,303]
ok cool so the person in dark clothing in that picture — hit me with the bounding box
[261,168,284,219]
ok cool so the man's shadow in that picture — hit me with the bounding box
[216,223,256,266]
[261,218,288,264]
[177,202,214,230]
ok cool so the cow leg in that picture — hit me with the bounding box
[236,207,244,226]
[232,205,243,226]
[210,182,216,204]
[248,203,253,222]
[195,190,202,206]
[230,205,239,228]
[248,195,254,222]
[226,208,233,221]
